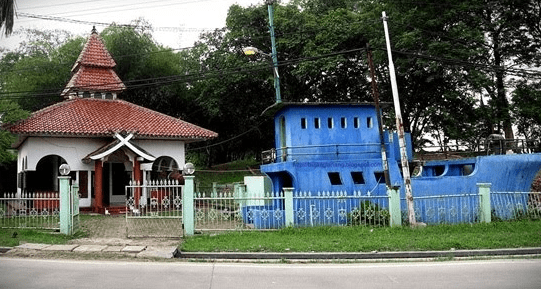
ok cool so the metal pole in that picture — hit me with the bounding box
[267,0,282,103]
[382,11,418,226]
[366,45,391,189]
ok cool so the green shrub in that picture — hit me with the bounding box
[347,201,390,227]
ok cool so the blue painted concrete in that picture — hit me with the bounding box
[256,103,541,227]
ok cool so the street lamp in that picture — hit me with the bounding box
[243,46,281,104]
[242,46,270,57]
[242,0,282,104]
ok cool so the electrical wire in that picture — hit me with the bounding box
[18,12,217,33]
[16,0,220,23]
[0,47,368,99]
[3,3,540,98]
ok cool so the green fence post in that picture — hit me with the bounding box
[234,182,246,208]
[387,186,402,227]
[478,183,492,223]
[183,175,195,236]
[59,176,72,235]
[212,182,218,198]
[283,187,294,227]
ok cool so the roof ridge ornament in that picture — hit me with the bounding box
[85,132,156,162]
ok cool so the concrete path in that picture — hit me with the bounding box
[9,243,178,259]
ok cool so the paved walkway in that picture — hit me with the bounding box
[0,214,183,259]
[73,214,181,247]
[10,243,178,259]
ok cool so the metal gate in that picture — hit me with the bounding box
[125,180,183,238]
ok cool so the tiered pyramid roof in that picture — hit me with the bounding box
[61,27,125,97]
[10,28,217,144]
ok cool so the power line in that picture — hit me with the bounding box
[2,44,541,100]
[18,12,217,33]
[17,0,110,10]
[384,47,541,78]
[17,0,218,22]
[0,47,367,99]
[2,15,378,75]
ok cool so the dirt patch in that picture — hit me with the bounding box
[74,214,181,247]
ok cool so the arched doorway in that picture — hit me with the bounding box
[150,156,180,181]
[25,155,69,192]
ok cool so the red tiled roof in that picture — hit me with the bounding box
[9,98,218,140]
[64,65,125,92]
[74,31,116,68]
[62,30,125,97]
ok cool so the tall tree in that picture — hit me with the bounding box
[512,80,541,142]
[0,100,28,164]
[0,0,15,36]
[0,32,84,111]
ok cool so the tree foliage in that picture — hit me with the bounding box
[1,0,540,165]
[0,30,84,111]
[0,100,29,164]
[512,81,541,141]
[0,0,15,36]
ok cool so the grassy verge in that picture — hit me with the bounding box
[0,229,86,247]
[0,215,98,247]
[181,219,541,252]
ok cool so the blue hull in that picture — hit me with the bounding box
[412,153,541,195]
[255,153,541,228]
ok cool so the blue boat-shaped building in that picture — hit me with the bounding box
[258,102,541,225]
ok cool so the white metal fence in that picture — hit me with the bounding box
[192,189,391,231]
[292,191,390,227]
[408,193,480,225]
[187,185,541,234]
[194,191,282,231]
[0,192,60,230]
[491,191,541,221]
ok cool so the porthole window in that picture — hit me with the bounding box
[328,172,342,185]
[374,172,385,183]
[353,117,360,128]
[301,118,307,129]
[367,117,373,128]
[327,117,333,129]
[314,117,320,129]
[351,172,365,184]
[341,117,347,128]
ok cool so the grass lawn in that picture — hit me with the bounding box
[193,159,261,189]
[0,228,86,247]
[0,215,98,247]
[180,219,541,252]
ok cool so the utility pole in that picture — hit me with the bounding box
[382,11,418,226]
[366,44,391,189]
[266,0,282,103]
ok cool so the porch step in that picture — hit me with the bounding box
[105,206,128,215]
[80,207,93,213]
[79,206,127,215]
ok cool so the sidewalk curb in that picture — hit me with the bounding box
[3,245,540,261]
[0,244,177,259]
[177,247,541,260]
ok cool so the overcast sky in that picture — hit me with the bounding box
[1,0,269,51]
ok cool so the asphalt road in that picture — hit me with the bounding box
[1,258,540,289]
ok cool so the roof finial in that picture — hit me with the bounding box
[91,26,97,34]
